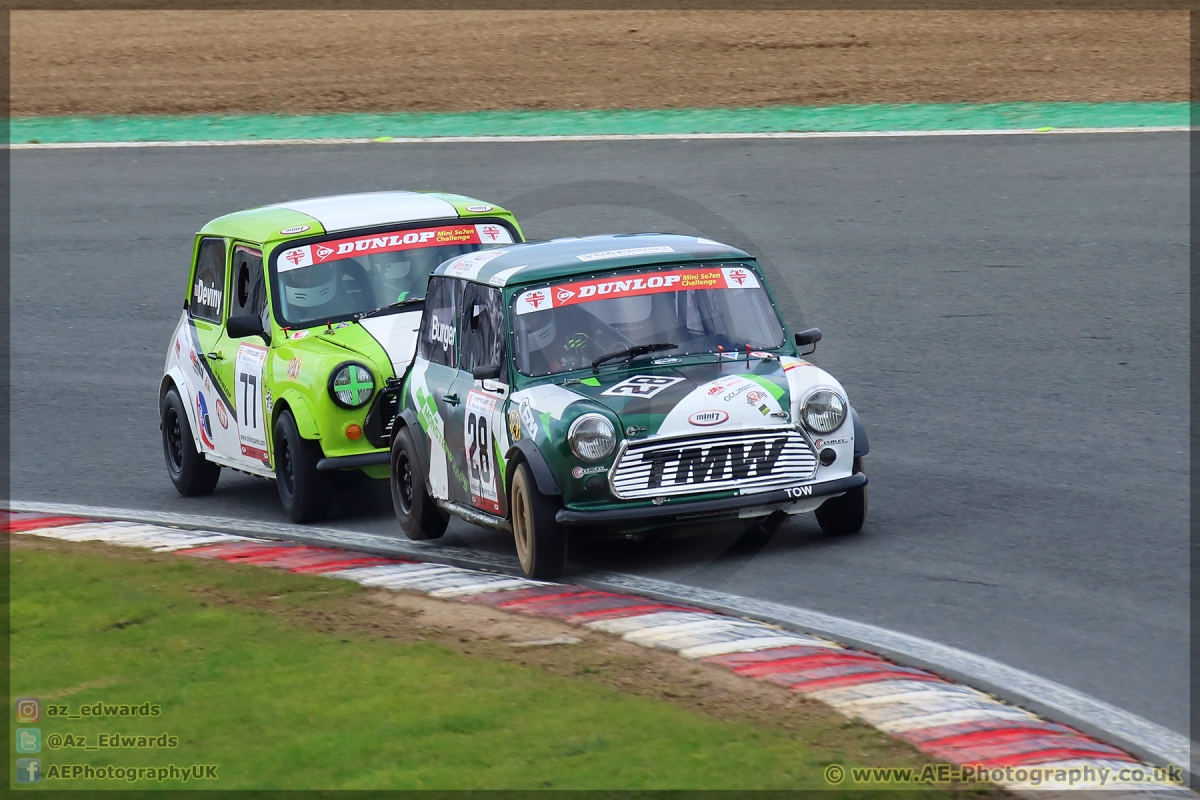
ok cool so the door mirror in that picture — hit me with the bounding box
[227,314,267,343]
[471,364,502,381]
[794,327,822,355]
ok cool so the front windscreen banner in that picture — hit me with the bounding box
[277,223,513,272]
[514,266,759,315]
[271,222,514,327]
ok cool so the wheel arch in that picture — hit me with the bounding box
[505,439,561,498]
[160,368,202,452]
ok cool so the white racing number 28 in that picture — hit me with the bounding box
[234,343,270,466]
[600,374,685,399]
[464,390,500,512]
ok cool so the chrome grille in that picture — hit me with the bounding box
[609,428,816,500]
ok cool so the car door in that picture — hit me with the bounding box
[411,276,467,502]
[451,283,510,516]
[213,245,272,469]
[183,236,233,458]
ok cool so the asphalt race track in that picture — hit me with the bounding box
[12,133,1188,738]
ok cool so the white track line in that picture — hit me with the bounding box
[7,126,1188,150]
[6,498,1192,776]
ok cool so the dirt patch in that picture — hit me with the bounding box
[11,10,1186,116]
[10,534,1005,794]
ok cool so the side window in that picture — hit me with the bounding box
[460,284,506,375]
[189,238,226,322]
[229,246,267,329]
[418,276,462,367]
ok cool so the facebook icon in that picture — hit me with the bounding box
[16,758,41,783]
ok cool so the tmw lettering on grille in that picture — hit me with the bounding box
[644,438,789,488]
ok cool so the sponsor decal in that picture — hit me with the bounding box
[518,398,539,439]
[720,351,740,360]
[286,357,302,381]
[189,350,203,378]
[813,436,850,448]
[334,321,352,329]
[195,393,215,450]
[234,344,271,466]
[290,330,309,340]
[280,225,312,235]
[641,438,788,489]
[215,398,229,429]
[174,339,181,357]
[476,224,509,243]
[572,465,608,479]
[442,248,509,279]
[204,375,212,391]
[192,279,223,310]
[576,245,676,262]
[265,389,273,414]
[466,204,494,213]
[745,390,766,405]
[508,408,522,442]
[514,267,762,315]
[600,375,685,399]
[279,225,500,273]
[428,314,455,352]
[651,357,680,365]
[750,351,775,359]
[786,485,814,498]
[688,409,729,426]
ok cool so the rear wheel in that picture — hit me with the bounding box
[160,386,220,496]
[815,457,867,535]
[510,462,566,579]
[390,426,448,540]
[274,410,330,523]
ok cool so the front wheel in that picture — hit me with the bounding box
[510,461,566,579]
[390,426,448,540]
[160,386,220,496]
[815,457,867,535]
[274,410,330,523]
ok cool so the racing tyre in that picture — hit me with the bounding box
[815,457,867,536]
[390,426,448,540]
[510,461,566,579]
[161,386,221,496]
[274,410,330,523]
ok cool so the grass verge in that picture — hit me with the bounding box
[10,536,997,792]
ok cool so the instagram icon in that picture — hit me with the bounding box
[15,698,40,723]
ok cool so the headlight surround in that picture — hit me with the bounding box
[328,362,376,409]
[801,390,847,434]
[568,413,616,462]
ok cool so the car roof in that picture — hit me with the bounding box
[198,191,511,243]
[434,233,753,287]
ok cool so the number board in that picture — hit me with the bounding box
[600,375,685,399]
[464,390,500,512]
[234,344,271,466]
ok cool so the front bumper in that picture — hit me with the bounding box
[555,473,866,527]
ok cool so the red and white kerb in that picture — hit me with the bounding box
[277,224,512,272]
[514,267,760,315]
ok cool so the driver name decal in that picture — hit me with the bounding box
[514,267,760,315]
[600,375,685,399]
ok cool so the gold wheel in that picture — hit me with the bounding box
[511,466,535,574]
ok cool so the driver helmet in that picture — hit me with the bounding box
[283,262,337,308]
[369,250,437,302]
[524,312,557,352]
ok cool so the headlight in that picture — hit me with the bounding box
[329,362,375,409]
[568,414,616,462]
[801,390,846,434]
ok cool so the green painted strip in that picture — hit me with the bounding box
[11,103,1187,144]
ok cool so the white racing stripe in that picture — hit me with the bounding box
[7,126,1188,151]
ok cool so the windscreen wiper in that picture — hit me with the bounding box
[591,342,677,373]
[356,297,425,321]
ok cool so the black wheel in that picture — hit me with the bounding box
[509,461,566,579]
[390,426,448,540]
[273,410,330,523]
[160,386,220,496]
[815,456,868,535]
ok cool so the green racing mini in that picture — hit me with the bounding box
[160,191,523,521]
[387,233,870,578]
